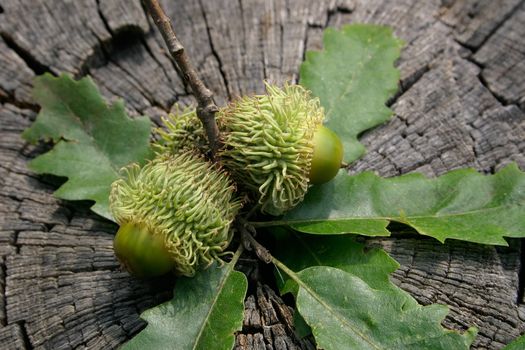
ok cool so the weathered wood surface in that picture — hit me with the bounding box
[0,0,524,349]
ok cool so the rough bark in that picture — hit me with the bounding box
[0,0,524,349]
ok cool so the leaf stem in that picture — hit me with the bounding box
[249,220,285,228]
[143,0,221,158]
[244,203,262,220]
[230,243,244,266]
[235,225,380,349]
[269,255,298,283]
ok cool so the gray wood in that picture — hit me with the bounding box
[0,0,524,349]
[473,2,525,108]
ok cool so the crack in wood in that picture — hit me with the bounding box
[518,239,525,305]
[389,64,431,107]
[139,37,185,107]
[470,0,525,52]
[95,0,114,37]
[0,257,6,327]
[0,1,524,349]
[198,0,232,101]
[17,321,32,350]
[0,33,49,76]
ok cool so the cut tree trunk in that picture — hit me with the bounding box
[1,0,524,349]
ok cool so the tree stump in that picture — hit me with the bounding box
[0,0,524,349]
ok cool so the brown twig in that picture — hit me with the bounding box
[144,0,273,265]
[143,0,221,157]
[236,218,272,264]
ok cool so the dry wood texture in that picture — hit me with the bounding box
[0,0,524,349]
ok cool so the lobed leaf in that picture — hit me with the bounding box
[23,74,153,220]
[272,230,416,339]
[300,24,403,164]
[123,261,248,350]
[256,164,525,245]
[293,266,476,350]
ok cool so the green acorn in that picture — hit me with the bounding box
[155,84,343,216]
[109,152,242,277]
[217,83,342,215]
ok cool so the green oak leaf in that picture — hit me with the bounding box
[503,333,525,350]
[22,73,153,220]
[254,164,525,245]
[293,266,476,350]
[300,24,403,164]
[274,231,406,293]
[272,230,416,338]
[123,261,248,350]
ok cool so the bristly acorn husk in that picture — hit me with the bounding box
[154,105,207,155]
[217,83,325,215]
[110,151,242,277]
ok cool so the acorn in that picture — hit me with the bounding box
[217,83,343,215]
[109,151,242,277]
[154,105,207,155]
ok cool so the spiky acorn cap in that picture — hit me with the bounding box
[217,83,325,215]
[109,151,242,277]
[154,106,207,155]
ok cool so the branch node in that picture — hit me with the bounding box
[144,0,222,157]
[237,219,272,264]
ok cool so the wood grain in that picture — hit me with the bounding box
[0,0,524,348]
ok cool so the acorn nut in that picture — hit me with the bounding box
[109,152,242,277]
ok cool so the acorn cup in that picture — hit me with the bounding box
[109,151,242,277]
[156,83,344,216]
[217,83,343,215]
[110,83,343,277]
[155,105,207,155]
